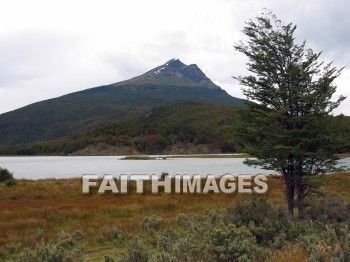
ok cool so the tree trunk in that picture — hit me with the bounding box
[284,174,295,218]
[295,173,304,218]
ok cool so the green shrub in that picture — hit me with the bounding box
[5,243,17,254]
[208,224,264,261]
[142,216,163,232]
[172,234,210,261]
[156,229,179,251]
[299,225,350,262]
[121,237,149,262]
[72,230,86,242]
[104,255,116,262]
[100,227,123,241]
[18,230,86,261]
[160,172,169,180]
[5,177,17,187]
[302,193,350,222]
[0,167,13,182]
[149,251,177,262]
[174,213,211,236]
[225,198,289,244]
[57,231,76,248]
[19,242,84,262]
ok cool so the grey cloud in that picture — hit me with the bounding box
[266,0,350,66]
[1,0,349,116]
[98,31,193,80]
[0,31,82,86]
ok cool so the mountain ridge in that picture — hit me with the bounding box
[0,59,246,146]
[112,58,221,89]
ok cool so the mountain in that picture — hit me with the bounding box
[0,59,246,146]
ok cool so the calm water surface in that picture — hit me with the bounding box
[0,155,349,180]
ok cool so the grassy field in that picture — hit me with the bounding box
[0,173,349,261]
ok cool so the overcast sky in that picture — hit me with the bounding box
[0,0,349,115]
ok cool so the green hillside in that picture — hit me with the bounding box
[0,59,246,146]
[0,103,240,155]
[1,102,349,156]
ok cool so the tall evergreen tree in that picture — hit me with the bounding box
[234,11,346,217]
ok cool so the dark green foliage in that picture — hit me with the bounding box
[0,167,16,187]
[209,225,263,261]
[225,198,290,244]
[334,114,350,153]
[234,10,347,217]
[133,134,169,152]
[0,167,13,182]
[0,102,241,155]
[1,100,348,155]
[160,172,169,180]
[104,255,116,262]
[5,178,17,187]
[85,102,239,154]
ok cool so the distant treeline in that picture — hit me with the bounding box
[0,103,349,155]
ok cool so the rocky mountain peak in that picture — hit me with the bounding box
[136,59,220,90]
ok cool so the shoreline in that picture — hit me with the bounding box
[1,152,350,158]
[0,153,252,158]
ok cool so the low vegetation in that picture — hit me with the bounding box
[0,172,349,261]
[120,156,156,160]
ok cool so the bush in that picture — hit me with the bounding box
[0,167,13,182]
[5,243,17,254]
[19,242,84,262]
[100,227,123,241]
[156,229,179,251]
[225,198,289,244]
[208,224,264,261]
[172,234,210,261]
[299,225,350,262]
[5,177,17,187]
[149,251,177,262]
[302,193,350,223]
[72,230,86,242]
[142,216,163,232]
[121,237,149,262]
[104,255,116,262]
[174,213,211,236]
[160,172,169,180]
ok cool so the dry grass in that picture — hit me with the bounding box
[337,152,350,157]
[0,172,349,259]
[269,244,309,262]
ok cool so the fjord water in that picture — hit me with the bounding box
[0,156,349,180]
